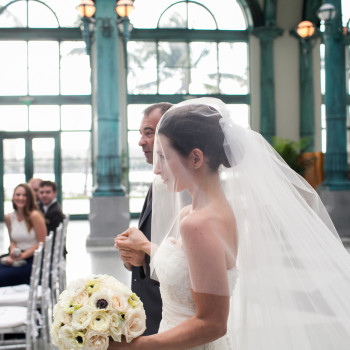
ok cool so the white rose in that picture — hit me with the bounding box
[52,315,63,329]
[59,290,74,307]
[89,291,112,311]
[50,322,61,346]
[100,275,119,289]
[72,290,89,308]
[59,325,76,348]
[124,307,146,343]
[72,305,93,330]
[67,278,86,293]
[90,311,111,333]
[53,303,61,319]
[85,330,109,350]
[57,308,72,325]
[119,283,132,296]
[111,293,129,313]
[109,311,124,342]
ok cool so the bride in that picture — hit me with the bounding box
[113,98,350,350]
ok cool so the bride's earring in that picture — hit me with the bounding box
[194,158,199,170]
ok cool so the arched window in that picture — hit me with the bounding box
[127,0,251,213]
[0,0,92,219]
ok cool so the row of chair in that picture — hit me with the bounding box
[0,216,69,350]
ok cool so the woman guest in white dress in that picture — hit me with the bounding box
[0,183,46,287]
[114,98,350,350]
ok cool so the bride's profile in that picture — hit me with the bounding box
[113,98,350,350]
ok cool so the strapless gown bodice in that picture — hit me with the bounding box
[153,238,238,350]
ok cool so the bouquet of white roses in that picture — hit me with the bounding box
[50,274,146,350]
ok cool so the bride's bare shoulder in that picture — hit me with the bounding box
[180,208,213,238]
[180,204,236,242]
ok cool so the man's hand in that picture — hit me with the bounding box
[118,247,145,267]
[114,227,150,268]
[115,227,151,255]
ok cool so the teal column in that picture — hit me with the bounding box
[88,0,129,246]
[299,38,315,151]
[322,0,350,189]
[253,26,283,143]
[252,0,282,143]
[92,0,124,197]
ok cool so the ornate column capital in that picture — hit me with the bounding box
[252,25,284,41]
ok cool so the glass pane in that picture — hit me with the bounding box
[28,1,59,28]
[342,0,350,27]
[0,1,27,27]
[200,0,247,29]
[0,41,27,95]
[29,105,60,131]
[127,104,149,130]
[347,131,350,163]
[128,42,157,94]
[159,67,189,94]
[60,41,91,95]
[131,0,247,30]
[44,0,81,28]
[128,130,143,160]
[321,105,326,129]
[0,106,28,131]
[321,129,327,153]
[158,3,187,28]
[32,138,55,180]
[28,41,59,95]
[61,105,92,130]
[188,3,216,30]
[189,42,218,94]
[219,42,248,94]
[320,44,325,95]
[158,42,188,94]
[3,138,26,212]
[128,131,153,213]
[61,132,92,214]
[131,0,179,29]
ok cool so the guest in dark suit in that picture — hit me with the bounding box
[38,180,65,234]
[115,102,173,335]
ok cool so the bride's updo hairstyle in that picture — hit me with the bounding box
[158,104,231,171]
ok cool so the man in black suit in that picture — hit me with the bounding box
[38,180,65,234]
[116,102,172,335]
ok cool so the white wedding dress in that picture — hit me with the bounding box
[153,238,238,350]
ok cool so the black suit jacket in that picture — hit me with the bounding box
[39,201,65,234]
[131,186,162,336]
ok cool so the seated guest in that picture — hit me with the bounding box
[38,180,65,233]
[28,177,42,206]
[0,183,46,287]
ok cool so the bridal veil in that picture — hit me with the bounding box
[150,97,350,349]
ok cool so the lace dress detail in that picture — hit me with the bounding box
[153,238,238,350]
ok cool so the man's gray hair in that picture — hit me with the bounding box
[143,102,173,117]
